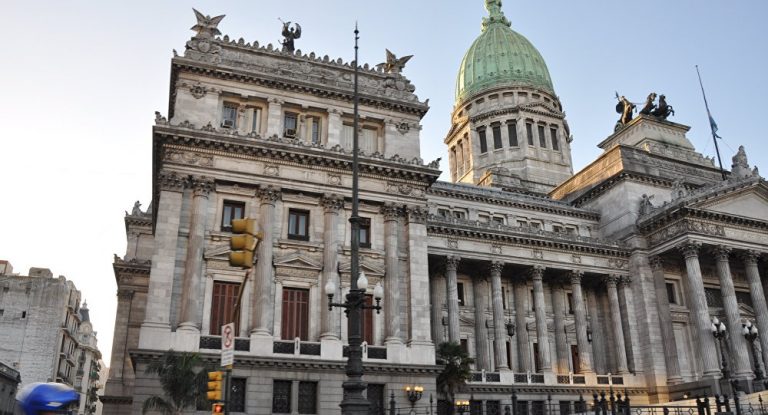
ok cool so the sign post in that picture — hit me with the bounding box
[221,322,235,415]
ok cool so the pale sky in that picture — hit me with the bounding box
[1,1,766,368]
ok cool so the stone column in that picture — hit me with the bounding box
[742,250,768,370]
[108,290,134,383]
[714,246,753,379]
[551,282,569,374]
[179,176,212,331]
[606,275,629,374]
[514,279,531,372]
[649,256,682,383]
[430,275,444,344]
[588,288,607,373]
[618,276,641,374]
[570,271,593,374]
[266,98,284,137]
[531,265,552,373]
[251,186,280,336]
[678,241,721,378]
[320,194,343,339]
[490,261,509,371]
[473,277,491,371]
[445,255,461,344]
[140,171,185,349]
[406,206,432,350]
[382,203,403,344]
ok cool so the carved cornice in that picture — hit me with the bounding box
[157,170,185,192]
[678,240,701,259]
[445,255,461,272]
[430,182,599,221]
[258,185,281,204]
[469,102,565,125]
[427,215,628,257]
[154,127,441,185]
[320,193,344,213]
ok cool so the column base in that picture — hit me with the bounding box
[406,340,435,365]
[386,341,407,364]
[250,331,273,355]
[172,325,200,352]
[138,322,171,349]
[320,337,343,360]
[667,375,684,385]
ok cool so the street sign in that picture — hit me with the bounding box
[221,322,235,367]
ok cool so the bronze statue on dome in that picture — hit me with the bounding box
[615,93,636,130]
[280,19,302,52]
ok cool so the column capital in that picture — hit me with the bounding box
[712,245,732,261]
[677,240,702,259]
[739,250,763,266]
[406,205,428,224]
[618,275,632,287]
[157,170,185,192]
[490,261,504,276]
[569,270,584,285]
[189,175,214,197]
[605,274,621,287]
[529,265,545,281]
[649,255,664,271]
[258,185,281,205]
[320,193,344,213]
[446,255,461,272]
[268,97,285,105]
[380,203,403,221]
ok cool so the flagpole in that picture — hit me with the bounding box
[696,65,727,180]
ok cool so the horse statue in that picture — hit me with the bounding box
[651,94,675,120]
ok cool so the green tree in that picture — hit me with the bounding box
[436,342,474,415]
[141,351,209,415]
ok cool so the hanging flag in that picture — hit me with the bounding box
[708,114,721,139]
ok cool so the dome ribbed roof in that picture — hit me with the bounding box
[456,1,554,102]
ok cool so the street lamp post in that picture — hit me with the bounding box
[322,24,385,415]
[712,317,729,380]
[743,320,763,381]
[405,385,424,411]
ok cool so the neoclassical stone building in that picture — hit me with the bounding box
[103,2,768,414]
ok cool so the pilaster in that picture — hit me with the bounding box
[266,98,284,137]
[251,185,281,337]
[405,205,433,363]
[382,203,403,344]
[320,194,344,340]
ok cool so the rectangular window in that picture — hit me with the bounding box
[311,118,321,144]
[272,380,292,414]
[282,287,309,340]
[298,381,318,414]
[530,222,541,230]
[533,342,541,372]
[492,124,503,149]
[284,113,298,137]
[517,220,528,228]
[460,338,469,356]
[571,345,581,374]
[288,209,310,241]
[221,200,245,231]
[342,124,354,149]
[553,225,563,233]
[453,210,467,220]
[567,293,574,314]
[359,217,371,248]
[229,378,246,412]
[210,281,240,335]
[538,125,547,147]
[437,208,451,218]
[530,289,535,311]
[508,122,518,146]
[526,123,534,146]
[222,103,237,128]
[360,127,378,154]
[457,282,466,306]
[492,216,505,225]
[367,384,386,415]
[550,127,559,150]
[251,107,262,133]
[478,129,488,153]
[666,283,677,305]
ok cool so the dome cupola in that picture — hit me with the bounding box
[456,0,554,103]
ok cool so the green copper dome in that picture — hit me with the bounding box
[456,0,554,102]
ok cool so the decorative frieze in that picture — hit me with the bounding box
[648,220,725,246]
[164,149,214,167]
[264,164,280,176]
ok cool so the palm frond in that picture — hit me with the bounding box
[142,395,176,415]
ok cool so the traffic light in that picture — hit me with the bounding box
[206,371,223,401]
[212,403,225,413]
[229,218,263,268]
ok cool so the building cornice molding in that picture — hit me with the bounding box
[429,182,599,220]
[154,125,441,185]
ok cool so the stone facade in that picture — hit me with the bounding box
[0,361,20,415]
[0,264,104,414]
[106,6,768,415]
